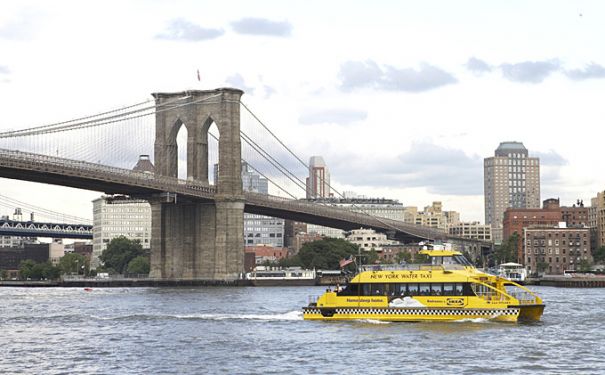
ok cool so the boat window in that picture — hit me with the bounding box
[455,284,465,296]
[394,283,407,297]
[419,283,431,296]
[428,283,443,295]
[362,283,373,296]
[454,255,473,266]
[384,283,397,297]
[372,284,386,296]
[443,283,455,296]
[338,283,359,296]
[407,284,419,296]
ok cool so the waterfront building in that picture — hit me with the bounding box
[503,198,589,263]
[403,201,460,231]
[91,195,152,268]
[306,197,406,239]
[91,155,155,268]
[448,222,492,241]
[290,232,324,254]
[0,243,51,271]
[345,228,397,253]
[244,214,284,247]
[590,191,605,249]
[284,220,307,249]
[379,244,421,263]
[524,224,592,275]
[64,241,93,263]
[0,235,29,248]
[0,210,36,248]
[245,245,289,265]
[484,141,541,244]
[306,156,331,199]
[48,241,65,265]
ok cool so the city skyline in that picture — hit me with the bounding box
[1,1,605,223]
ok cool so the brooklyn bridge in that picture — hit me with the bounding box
[0,88,488,281]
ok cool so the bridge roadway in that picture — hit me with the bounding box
[0,149,478,244]
[0,219,92,239]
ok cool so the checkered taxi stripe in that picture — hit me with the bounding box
[303,307,519,317]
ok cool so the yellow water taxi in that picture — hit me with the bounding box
[303,244,544,322]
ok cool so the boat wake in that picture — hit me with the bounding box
[353,319,391,325]
[453,318,493,323]
[175,310,303,321]
[91,311,303,322]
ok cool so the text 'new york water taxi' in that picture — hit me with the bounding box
[303,244,544,322]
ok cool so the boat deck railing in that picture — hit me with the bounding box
[504,288,540,305]
[472,289,511,303]
[472,283,541,305]
[361,264,467,272]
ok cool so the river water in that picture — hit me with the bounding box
[0,285,604,374]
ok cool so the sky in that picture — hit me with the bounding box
[0,0,604,223]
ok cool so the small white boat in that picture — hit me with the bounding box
[498,262,527,284]
[246,267,317,286]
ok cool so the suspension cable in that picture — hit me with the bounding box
[0,95,190,138]
[207,132,298,199]
[239,132,307,192]
[240,101,410,236]
[0,193,92,223]
[240,130,307,190]
[0,99,153,137]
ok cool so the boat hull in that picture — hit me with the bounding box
[303,305,544,322]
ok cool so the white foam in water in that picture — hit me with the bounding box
[175,310,303,321]
[454,318,492,323]
[355,319,391,325]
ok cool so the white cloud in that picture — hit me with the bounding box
[155,18,224,41]
[500,60,560,83]
[231,18,292,37]
[339,60,457,92]
[565,63,605,80]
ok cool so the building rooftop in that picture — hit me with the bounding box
[495,141,528,156]
[309,156,327,167]
[132,155,155,173]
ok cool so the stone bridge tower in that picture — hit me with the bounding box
[149,88,244,281]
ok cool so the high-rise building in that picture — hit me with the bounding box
[91,156,154,268]
[91,196,152,268]
[484,141,540,244]
[239,162,284,247]
[306,156,331,199]
[241,162,268,193]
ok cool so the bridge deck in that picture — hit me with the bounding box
[0,149,489,245]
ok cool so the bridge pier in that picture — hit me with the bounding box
[149,198,244,280]
[150,88,245,281]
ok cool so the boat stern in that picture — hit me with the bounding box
[517,304,545,322]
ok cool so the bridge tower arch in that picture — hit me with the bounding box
[150,88,245,281]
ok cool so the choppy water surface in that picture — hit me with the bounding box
[1,285,604,374]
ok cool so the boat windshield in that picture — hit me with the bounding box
[431,255,473,267]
